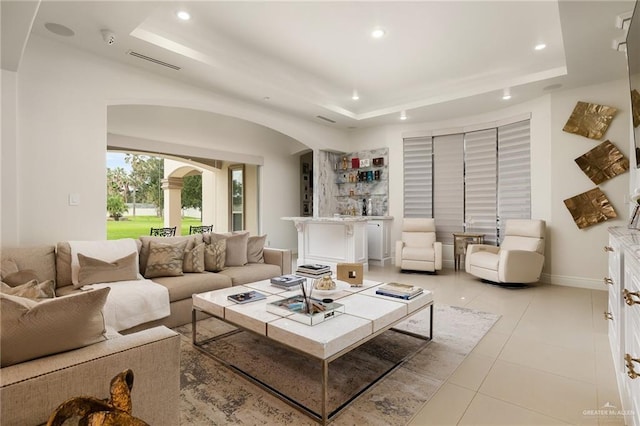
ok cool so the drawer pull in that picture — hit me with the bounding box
[625,354,640,379]
[603,277,614,286]
[623,289,640,306]
[604,246,614,252]
[604,311,613,320]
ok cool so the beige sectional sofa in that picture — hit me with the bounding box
[0,235,291,425]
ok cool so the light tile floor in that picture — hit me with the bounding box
[357,263,624,426]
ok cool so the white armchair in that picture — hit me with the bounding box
[395,218,442,272]
[465,219,546,284]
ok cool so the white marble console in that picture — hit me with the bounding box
[282,216,369,271]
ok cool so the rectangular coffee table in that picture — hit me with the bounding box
[192,279,433,425]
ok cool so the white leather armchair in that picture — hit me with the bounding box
[395,218,442,272]
[465,219,546,284]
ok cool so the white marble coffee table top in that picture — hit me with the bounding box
[192,281,433,359]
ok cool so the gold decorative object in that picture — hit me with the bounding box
[632,89,640,128]
[562,101,618,139]
[625,353,640,379]
[47,369,149,426]
[574,140,629,184]
[563,187,617,229]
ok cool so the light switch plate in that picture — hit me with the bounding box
[69,193,80,206]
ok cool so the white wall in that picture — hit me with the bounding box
[349,79,631,288]
[1,70,18,246]
[6,35,347,249]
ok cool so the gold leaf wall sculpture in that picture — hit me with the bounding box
[632,89,640,128]
[562,101,618,139]
[574,140,629,185]
[563,187,617,229]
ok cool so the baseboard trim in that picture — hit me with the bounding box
[540,273,605,291]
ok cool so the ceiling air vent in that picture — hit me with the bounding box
[127,51,181,70]
[316,115,336,123]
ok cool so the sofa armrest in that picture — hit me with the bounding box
[263,247,292,275]
[466,244,500,256]
[395,241,405,267]
[498,250,545,283]
[0,326,180,426]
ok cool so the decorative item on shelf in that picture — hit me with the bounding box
[373,157,384,166]
[351,157,360,168]
[574,140,629,185]
[562,101,618,140]
[632,89,640,128]
[313,275,336,291]
[337,262,363,286]
[47,369,149,426]
[367,170,373,181]
[360,158,371,167]
[563,187,617,229]
[342,157,348,170]
[374,170,381,180]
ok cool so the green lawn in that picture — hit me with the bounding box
[106,216,202,240]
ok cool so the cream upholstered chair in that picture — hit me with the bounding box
[465,219,546,284]
[395,218,442,272]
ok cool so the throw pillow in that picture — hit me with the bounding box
[144,240,188,279]
[2,269,41,286]
[139,235,201,275]
[247,235,267,263]
[0,258,19,279]
[0,279,55,300]
[183,242,205,273]
[77,252,139,287]
[204,239,226,272]
[69,239,140,286]
[0,287,109,367]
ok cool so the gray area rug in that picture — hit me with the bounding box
[174,305,499,425]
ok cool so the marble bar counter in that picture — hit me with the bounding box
[283,216,389,271]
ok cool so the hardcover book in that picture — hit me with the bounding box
[227,291,267,304]
[375,289,423,300]
[270,274,306,288]
[377,282,423,296]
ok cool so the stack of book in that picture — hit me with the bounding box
[295,263,331,278]
[270,274,306,289]
[375,282,424,300]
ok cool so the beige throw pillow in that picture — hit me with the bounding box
[139,235,201,275]
[224,233,249,266]
[144,240,188,278]
[0,287,109,367]
[0,259,19,279]
[204,239,226,272]
[247,235,267,263]
[183,242,205,273]
[0,279,55,300]
[77,252,139,287]
[2,270,41,286]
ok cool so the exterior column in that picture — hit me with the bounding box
[162,177,183,235]
[201,169,216,230]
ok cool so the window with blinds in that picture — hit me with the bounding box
[403,137,433,218]
[497,120,531,243]
[402,118,531,247]
[464,129,498,245]
[433,134,464,245]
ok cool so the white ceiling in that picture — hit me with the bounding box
[2,0,637,129]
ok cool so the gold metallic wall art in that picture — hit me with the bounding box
[563,187,617,229]
[632,89,640,128]
[574,140,629,185]
[562,101,618,139]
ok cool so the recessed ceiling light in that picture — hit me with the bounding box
[534,43,546,51]
[44,22,75,37]
[371,28,386,39]
[177,10,191,21]
[263,96,271,101]
[502,88,512,100]
[352,90,360,101]
[400,111,407,120]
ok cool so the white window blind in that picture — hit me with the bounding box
[434,134,464,245]
[403,137,433,218]
[498,120,531,242]
[464,129,498,245]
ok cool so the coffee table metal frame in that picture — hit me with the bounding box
[192,292,433,425]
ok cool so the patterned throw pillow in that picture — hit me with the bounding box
[0,279,55,300]
[204,239,226,272]
[183,242,205,273]
[144,241,188,279]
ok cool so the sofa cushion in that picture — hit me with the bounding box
[0,287,109,367]
[2,245,57,285]
[0,279,55,300]
[183,242,205,273]
[402,246,435,261]
[204,239,226,272]
[0,259,19,278]
[150,272,232,302]
[217,263,282,286]
[144,241,188,279]
[77,252,139,286]
[247,235,267,264]
[2,269,40,286]
[139,235,202,276]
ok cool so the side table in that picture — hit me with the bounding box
[453,233,485,271]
